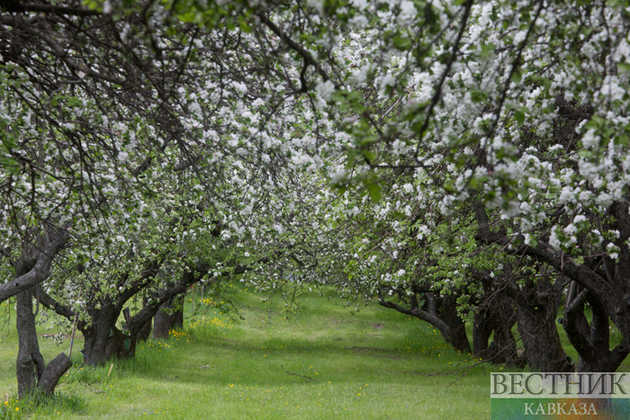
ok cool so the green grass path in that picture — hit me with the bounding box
[0,284,492,419]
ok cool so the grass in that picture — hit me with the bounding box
[0,283,495,419]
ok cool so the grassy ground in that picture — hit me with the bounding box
[0,283,496,419]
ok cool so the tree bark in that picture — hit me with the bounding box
[471,274,524,367]
[39,267,207,364]
[473,300,522,366]
[38,353,72,396]
[15,287,71,397]
[81,302,136,365]
[153,295,184,339]
[16,289,46,397]
[562,289,629,372]
[440,294,472,354]
[137,298,152,342]
[12,229,71,398]
[473,198,630,367]
[514,276,573,372]
[0,226,69,303]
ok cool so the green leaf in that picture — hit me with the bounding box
[444,183,456,193]
[355,135,378,146]
[511,68,522,84]
[514,110,525,126]
[618,62,630,73]
[67,96,83,108]
[470,89,487,103]
[393,36,412,51]
[366,182,382,203]
[517,188,530,199]
[479,43,495,59]
[239,20,252,33]
[362,150,377,163]
[177,10,197,23]
[614,135,629,147]
[0,155,20,175]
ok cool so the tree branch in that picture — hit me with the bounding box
[2,2,101,16]
[379,297,452,344]
[413,0,473,159]
[0,226,69,302]
[35,286,77,323]
[255,13,329,84]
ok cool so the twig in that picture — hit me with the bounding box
[446,362,487,388]
[280,365,317,382]
[68,313,79,358]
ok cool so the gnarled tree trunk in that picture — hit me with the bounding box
[471,273,524,367]
[16,287,72,397]
[515,275,573,372]
[137,297,153,342]
[473,198,630,372]
[473,290,522,367]
[39,268,206,365]
[440,294,472,354]
[562,285,629,372]
[80,301,136,365]
[16,289,46,397]
[153,295,184,339]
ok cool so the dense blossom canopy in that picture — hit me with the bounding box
[1,0,630,372]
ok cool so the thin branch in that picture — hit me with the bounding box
[413,0,473,160]
[255,13,330,84]
[4,3,101,16]
[280,365,317,382]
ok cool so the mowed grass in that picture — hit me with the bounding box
[0,283,493,419]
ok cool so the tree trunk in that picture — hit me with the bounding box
[472,280,523,367]
[515,277,573,372]
[473,199,630,372]
[0,226,69,303]
[473,309,522,366]
[491,307,524,368]
[440,294,472,354]
[562,289,629,372]
[81,304,136,365]
[16,288,46,397]
[137,297,152,342]
[82,326,137,365]
[472,310,493,359]
[153,295,184,339]
[15,288,71,397]
[38,269,206,364]
[137,320,152,342]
